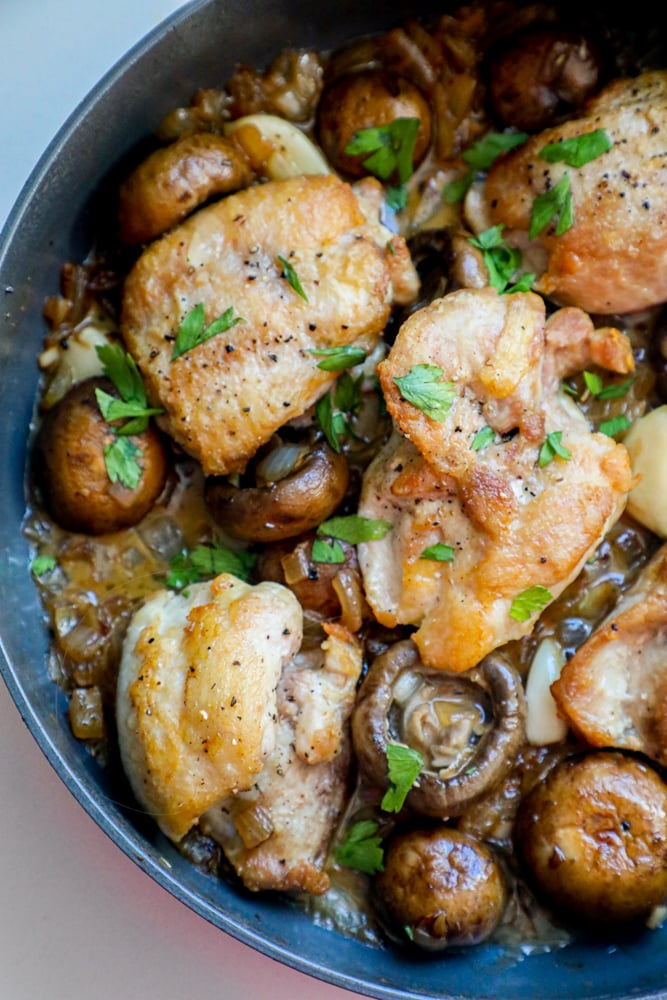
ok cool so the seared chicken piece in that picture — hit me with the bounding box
[121,173,418,475]
[201,622,362,894]
[551,543,667,766]
[476,71,667,315]
[116,573,302,842]
[358,288,634,672]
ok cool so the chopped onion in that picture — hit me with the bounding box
[332,568,364,633]
[68,686,105,740]
[254,442,310,486]
[233,802,274,849]
[525,637,568,745]
[282,544,311,585]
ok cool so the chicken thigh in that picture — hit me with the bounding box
[476,71,667,315]
[358,288,634,672]
[121,173,418,475]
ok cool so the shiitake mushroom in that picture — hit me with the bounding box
[34,376,167,535]
[351,640,526,818]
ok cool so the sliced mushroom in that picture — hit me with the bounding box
[351,639,526,817]
[205,440,349,542]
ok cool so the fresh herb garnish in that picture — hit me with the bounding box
[420,543,455,562]
[311,537,346,564]
[583,371,636,400]
[104,437,143,489]
[166,542,256,590]
[381,743,424,813]
[394,364,455,421]
[539,129,612,169]
[529,173,573,239]
[94,389,163,432]
[172,303,245,360]
[471,425,495,451]
[345,118,420,185]
[599,414,632,438]
[277,255,308,301]
[309,345,367,372]
[468,225,535,294]
[386,184,408,212]
[317,514,392,545]
[510,585,553,622]
[538,430,572,468]
[334,820,384,875]
[315,371,364,452]
[31,555,56,577]
[444,131,528,204]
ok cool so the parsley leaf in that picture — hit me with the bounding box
[166,542,256,590]
[599,414,632,438]
[103,437,143,489]
[444,131,528,203]
[469,225,535,294]
[317,515,392,544]
[31,554,56,577]
[309,345,367,371]
[94,388,163,434]
[538,430,572,467]
[394,364,455,421]
[510,585,552,622]
[335,820,384,875]
[471,425,495,451]
[539,129,612,169]
[96,343,147,405]
[345,118,420,185]
[315,372,363,452]
[172,303,245,360]
[584,371,636,400]
[277,255,308,301]
[311,537,346,564]
[529,173,573,239]
[386,183,408,212]
[381,743,424,813]
[420,543,455,562]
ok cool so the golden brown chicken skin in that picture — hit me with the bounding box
[358,288,634,672]
[121,173,418,475]
[479,71,667,315]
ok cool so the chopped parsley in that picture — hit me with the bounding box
[471,425,495,451]
[539,129,612,169]
[444,131,528,204]
[510,585,552,622]
[172,303,245,360]
[381,743,424,813]
[315,371,363,452]
[345,117,420,184]
[334,820,384,875]
[31,554,56,577]
[95,390,163,431]
[309,345,366,372]
[166,542,256,590]
[104,437,143,489]
[420,543,455,562]
[599,414,632,438]
[529,173,573,239]
[394,364,455,421]
[277,255,308,301]
[583,371,636,400]
[311,537,346,564]
[538,430,572,468]
[468,225,535,294]
[317,514,392,545]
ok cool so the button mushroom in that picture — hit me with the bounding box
[316,69,432,179]
[117,132,253,244]
[204,439,349,543]
[351,639,526,817]
[34,376,168,535]
[375,826,508,950]
[514,750,667,925]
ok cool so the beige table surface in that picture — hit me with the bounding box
[0,2,364,997]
